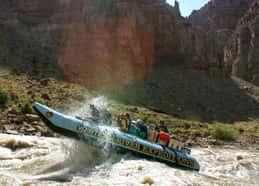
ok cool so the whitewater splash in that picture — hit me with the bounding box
[0,134,258,186]
[68,96,109,119]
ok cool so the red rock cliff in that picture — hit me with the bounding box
[1,0,220,90]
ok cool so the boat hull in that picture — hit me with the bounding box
[33,102,200,171]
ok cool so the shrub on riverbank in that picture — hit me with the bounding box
[21,102,33,114]
[211,123,238,141]
[0,89,10,106]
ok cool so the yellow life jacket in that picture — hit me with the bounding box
[121,118,128,131]
[159,127,164,132]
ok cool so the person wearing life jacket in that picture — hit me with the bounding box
[157,131,170,146]
[155,120,169,133]
[155,120,170,146]
[117,113,131,132]
[125,113,131,128]
[136,119,148,139]
[128,120,139,136]
[117,113,122,127]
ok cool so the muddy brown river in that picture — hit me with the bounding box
[0,134,258,186]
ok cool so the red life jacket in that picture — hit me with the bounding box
[157,132,170,146]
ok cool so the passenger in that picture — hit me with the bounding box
[155,120,169,133]
[117,113,129,132]
[117,113,123,127]
[157,131,170,146]
[127,120,139,136]
[136,119,148,139]
[147,126,159,142]
[101,109,112,125]
[125,113,132,128]
[89,104,100,122]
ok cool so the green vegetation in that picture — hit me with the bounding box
[0,69,259,144]
[0,89,10,106]
[108,102,259,143]
[210,123,238,141]
[21,102,33,114]
[238,127,245,134]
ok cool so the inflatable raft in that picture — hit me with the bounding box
[33,102,200,171]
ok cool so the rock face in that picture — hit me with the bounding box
[58,0,221,89]
[189,0,253,33]
[224,0,259,85]
[189,0,253,63]
[0,0,220,90]
[189,0,259,86]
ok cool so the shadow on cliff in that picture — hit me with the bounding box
[1,23,259,123]
[0,24,64,80]
[108,62,259,123]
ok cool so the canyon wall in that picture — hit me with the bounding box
[0,0,220,89]
[224,0,259,85]
[189,0,253,33]
[189,0,253,61]
[190,0,259,86]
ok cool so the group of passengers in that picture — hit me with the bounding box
[117,113,172,148]
[89,105,182,150]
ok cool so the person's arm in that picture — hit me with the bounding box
[117,118,121,127]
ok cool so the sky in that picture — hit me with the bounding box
[167,0,210,17]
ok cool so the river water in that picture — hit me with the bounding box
[0,134,258,186]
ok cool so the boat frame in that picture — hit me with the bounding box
[33,102,200,171]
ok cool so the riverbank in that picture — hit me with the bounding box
[0,69,259,148]
[1,101,259,149]
[0,69,89,137]
[108,104,259,148]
